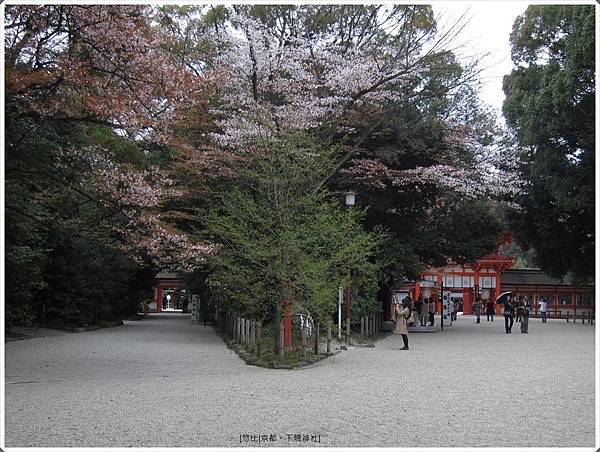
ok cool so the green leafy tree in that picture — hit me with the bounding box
[502,5,595,281]
[204,133,386,350]
[190,5,506,290]
[4,117,153,328]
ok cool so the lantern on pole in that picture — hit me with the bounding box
[343,191,356,344]
[345,191,356,207]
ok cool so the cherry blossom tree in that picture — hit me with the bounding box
[5,5,215,269]
[5,5,203,135]
[53,146,218,270]
[207,6,522,200]
[194,5,525,290]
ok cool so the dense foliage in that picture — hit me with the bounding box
[5,5,528,332]
[4,5,208,328]
[4,118,152,328]
[199,5,508,286]
[204,133,385,326]
[503,5,595,281]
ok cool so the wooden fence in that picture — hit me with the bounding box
[359,311,383,343]
[216,311,341,359]
[564,311,595,324]
[217,311,263,355]
[216,310,387,359]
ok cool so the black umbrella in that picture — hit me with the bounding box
[496,291,513,304]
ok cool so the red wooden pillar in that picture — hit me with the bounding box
[437,274,443,313]
[463,288,472,314]
[474,266,481,316]
[494,272,501,315]
[283,300,292,349]
[156,287,163,312]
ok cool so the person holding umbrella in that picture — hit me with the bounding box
[489,290,510,322]
[503,295,515,333]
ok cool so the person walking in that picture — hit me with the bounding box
[486,300,494,321]
[394,299,411,350]
[473,298,481,324]
[414,296,423,326]
[428,297,435,326]
[503,296,515,334]
[539,297,548,323]
[520,300,531,333]
[515,296,525,322]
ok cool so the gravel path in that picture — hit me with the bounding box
[4,313,596,448]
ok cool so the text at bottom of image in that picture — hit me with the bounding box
[239,433,322,444]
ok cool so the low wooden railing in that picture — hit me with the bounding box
[217,311,263,355]
[359,311,383,343]
[528,310,595,325]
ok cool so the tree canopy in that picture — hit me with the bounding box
[4,4,525,330]
[503,5,595,281]
[4,5,213,327]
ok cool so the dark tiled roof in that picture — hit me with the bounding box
[501,269,571,286]
[155,271,181,280]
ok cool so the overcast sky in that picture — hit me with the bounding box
[432,1,529,117]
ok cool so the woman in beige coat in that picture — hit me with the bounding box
[394,300,411,350]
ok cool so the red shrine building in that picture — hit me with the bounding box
[416,232,515,317]
[385,231,595,319]
[500,268,594,318]
[148,272,187,313]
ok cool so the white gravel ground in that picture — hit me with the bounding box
[4,313,596,448]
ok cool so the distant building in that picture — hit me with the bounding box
[385,232,515,319]
[149,272,186,313]
[384,232,594,319]
[500,268,594,317]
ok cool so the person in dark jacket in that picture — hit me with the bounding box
[415,297,425,326]
[503,296,515,334]
[515,296,525,322]
[473,298,482,324]
[486,300,494,321]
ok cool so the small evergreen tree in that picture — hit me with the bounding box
[204,132,386,351]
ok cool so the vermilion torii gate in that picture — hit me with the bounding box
[150,272,186,313]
